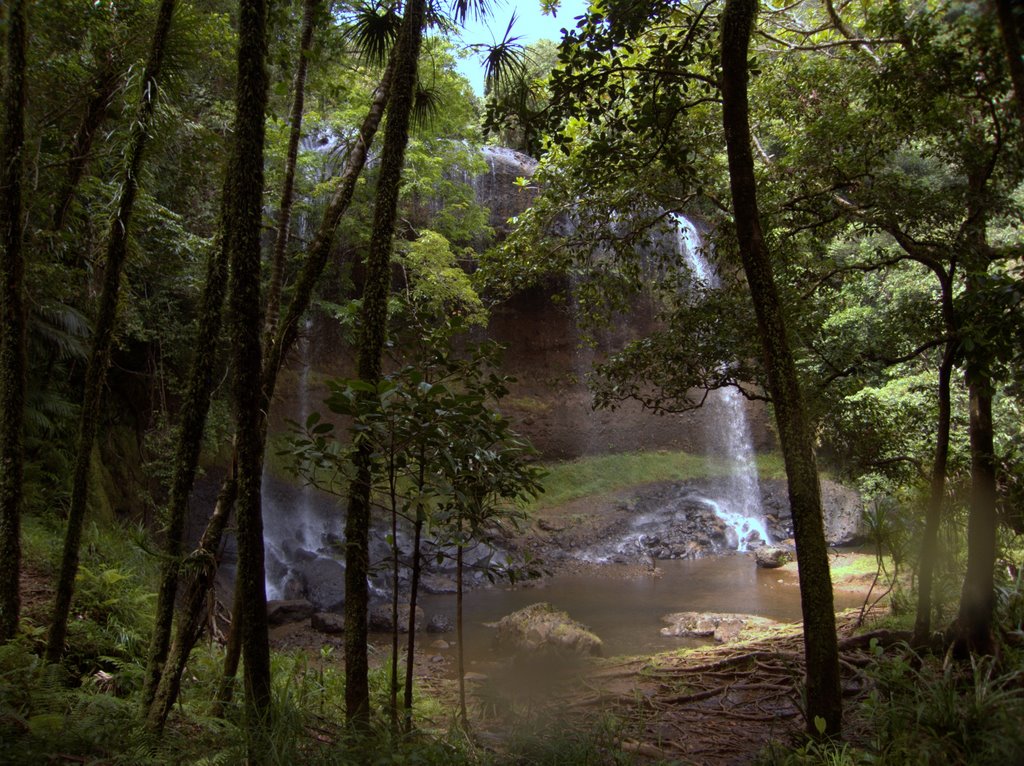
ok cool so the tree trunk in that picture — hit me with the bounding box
[0,0,29,643]
[456,534,467,724]
[720,0,842,737]
[146,477,235,733]
[955,375,997,655]
[262,54,395,403]
[389,460,399,731]
[264,0,319,344]
[141,229,231,709]
[403,504,424,732]
[995,0,1024,124]
[213,571,244,716]
[141,56,394,727]
[913,339,954,646]
[953,171,998,656]
[344,0,426,727]
[224,0,271,732]
[46,0,178,663]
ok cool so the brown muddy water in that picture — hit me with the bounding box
[415,553,867,662]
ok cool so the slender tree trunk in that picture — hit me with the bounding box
[995,0,1024,124]
[141,228,231,709]
[720,0,842,736]
[389,458,399,730]
[456,532,467,724]
[264,0,319,344]
[46,0,178,663]
[53,63,121,232]
[344,0,426,727]
[213,570,244,715]
[913,339,955,646]
[0,0,29,643]
[147,477,236,733]
[263,54,395,402]
[403,503,424,732]
[142,55,395,727]
[224,0,271,732]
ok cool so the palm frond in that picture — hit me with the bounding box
[344,1,402,67]
[480,14,527,96]
[411,84,443,128]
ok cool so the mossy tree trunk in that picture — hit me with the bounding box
[223,0,272,730]
[0,0,29,643]
[720,0,842,737]
[264,0,319,344]
[46,0,178,663]
[343,0,426,727]
[146,476,236,733]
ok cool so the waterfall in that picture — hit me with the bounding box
[673,214,770,552]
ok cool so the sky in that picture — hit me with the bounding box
[453,0,590,95]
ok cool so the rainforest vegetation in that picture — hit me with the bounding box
[0,0,1022,763]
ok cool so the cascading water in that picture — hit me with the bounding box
[674,214,770,552]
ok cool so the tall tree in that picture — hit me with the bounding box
[46,0,178,662]
[344,0,427,726]
[720,0,842,736]
[0,0,29,643]
[143,0,321,714]
[224,0,272,729]
[264,0,319,344]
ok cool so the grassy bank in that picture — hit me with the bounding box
[529,450,787,510]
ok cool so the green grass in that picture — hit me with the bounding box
[529,450,787,510]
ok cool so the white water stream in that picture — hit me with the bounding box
[674,214,770,551]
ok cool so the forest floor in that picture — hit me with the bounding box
[414,604,898,765]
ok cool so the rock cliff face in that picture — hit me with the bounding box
[474,146,541,231]
[270,144,771,460]
[467,146,771,459]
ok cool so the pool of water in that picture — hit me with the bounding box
[416,553,866,660]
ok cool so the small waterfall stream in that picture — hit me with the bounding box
[674,214,770,552]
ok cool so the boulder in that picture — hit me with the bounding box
[296,557,345,612]
[426,613,455,633]
[420,574,458,595]
[281,574,306,601]
[660,612,777,643]
[821,479,865,545]
[311,612,345,634]
[754,546,792,569]
[368,604,425,633]
[489,602,603,657]
[267,599,315,626]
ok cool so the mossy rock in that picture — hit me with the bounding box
[488,602,603,657]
